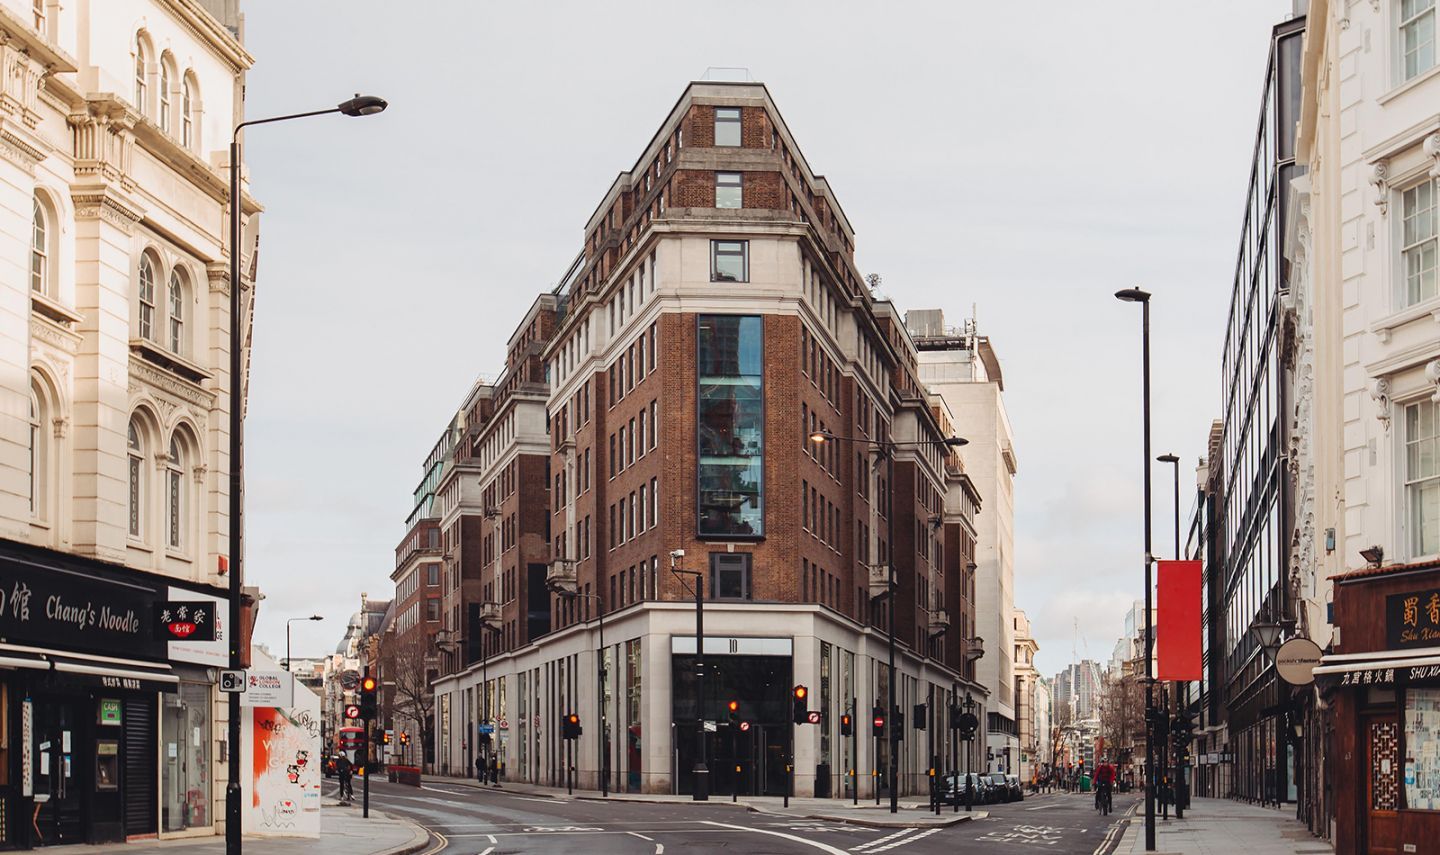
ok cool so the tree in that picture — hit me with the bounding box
[381,629,437,766]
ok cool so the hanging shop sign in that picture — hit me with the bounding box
[1387,589,1440,649]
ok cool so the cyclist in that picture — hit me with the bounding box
[1094,759,1116,815]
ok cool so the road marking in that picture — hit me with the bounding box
[850,829,914,851]
[628,831,655,841]
[701,820,851,855]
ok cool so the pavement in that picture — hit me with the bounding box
[422,772,988,827]
[36,802,429,855]
[1117,797,1333,855]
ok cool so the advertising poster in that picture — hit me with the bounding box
[242,650,321,838]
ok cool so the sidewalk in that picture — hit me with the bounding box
[36,803,428,855]
[424,773,987,828]
[1117,798,1332,855]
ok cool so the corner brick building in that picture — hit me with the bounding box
[432,81,987,798]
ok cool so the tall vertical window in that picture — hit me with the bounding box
[697,315,763,537]
[714,107,741,147]
[1403,179,1437,307]
[167,435,184,549]
[159,61,172,132]
[716,172,742,209]
[31,197,46,294]
[138,256,156,340]
[181,78,194,148]
[134,39,148,113]
[711,240,748,283]
[1401,0,1436,82]
[128,418,144,538]
[1407,399,1440,557]
[169,269,185,354]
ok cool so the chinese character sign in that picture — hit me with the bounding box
[1388,590,1440,648]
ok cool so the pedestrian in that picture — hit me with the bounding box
[476,753,485,782]
[337,754,354,802]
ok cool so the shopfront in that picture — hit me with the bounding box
[1324,559,1440,855]
[0,539,226,849]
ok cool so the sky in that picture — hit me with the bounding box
[241,1,1295,679]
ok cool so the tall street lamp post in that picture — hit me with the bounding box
[669,550,707,800]
[226,94,387,855]
[1157,452,1184,819]
[810,430,967,813]
[1114,286,1157,852]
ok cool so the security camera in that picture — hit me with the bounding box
[669,549,686,560]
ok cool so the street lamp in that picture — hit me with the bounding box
[1114,286,1157,852]
[285,615,324,671]
[225,94,387,855]
[809,430,968,814]
[669,549,708,801]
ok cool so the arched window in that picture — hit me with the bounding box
[138,255,156,340]
[128,417,144,538]
[181,75,195,149]
[29,383,43,518]
[159,59,172,133]
[31,197,46,294]
[134,38,148,113]
[167,434,184,549]
[168,269,185,354]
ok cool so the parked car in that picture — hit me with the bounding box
[940,772,990,805]
[1004,774,1024,802]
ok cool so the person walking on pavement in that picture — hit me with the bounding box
[336,754,354,802]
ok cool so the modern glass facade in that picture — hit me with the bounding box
[697,315,764,538]
[1214,15,1305,805]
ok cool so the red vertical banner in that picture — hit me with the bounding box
[1157,560,1203,681]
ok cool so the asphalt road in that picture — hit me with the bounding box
[332,779,1134,855]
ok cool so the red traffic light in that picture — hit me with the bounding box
[343,704,360,720]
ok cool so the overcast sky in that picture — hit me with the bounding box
[242,1,1294,678]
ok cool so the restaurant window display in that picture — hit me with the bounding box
[162,682,211,831]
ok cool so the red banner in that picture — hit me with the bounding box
[1157,560,1202,681]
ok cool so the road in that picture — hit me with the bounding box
[333,779,1134,855]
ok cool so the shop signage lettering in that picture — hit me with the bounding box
[1387,589,1440,648]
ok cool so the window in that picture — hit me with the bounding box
[168,269,186,354]
[711,240,748,283]
[128,418,144,538]
[31,197,46,294]
[1407,399,1440,557]
[159,60,172,133]
[716,172,742,209]
[134,38,148,113]
[182,77,194,148]
[1401,0,1436,82]
[1403,178,1437,307]
[138,256,156,340]
[714,107,741,147]
[167,435,184,549]
[709,553,752,600]
[697,315,763,537]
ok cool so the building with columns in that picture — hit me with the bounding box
[431,79,988,799]
[0,0,256,846]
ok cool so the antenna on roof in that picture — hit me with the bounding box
[701,67,754,82]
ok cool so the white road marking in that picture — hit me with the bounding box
[701,820,851,855]
[628,831,655,841]
[850,829,914,851]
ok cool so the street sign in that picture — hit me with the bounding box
[478,724,495,734]
[219,670,246,693]
[703,720,718,732]
[806,711,821,725]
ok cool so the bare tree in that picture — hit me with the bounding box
[382,630,436,765]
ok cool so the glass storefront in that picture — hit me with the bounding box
[161,682,212,832]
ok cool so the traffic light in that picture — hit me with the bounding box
[563,712,582,740]
[792,685,809,725]
[913,703,927,730]
[872,705,885,737]
[728,700,740,725]
[840,713,853,737]
[359,673,378,719]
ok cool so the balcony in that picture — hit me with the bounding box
[928,609,950,637]
[546,560,577,594]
